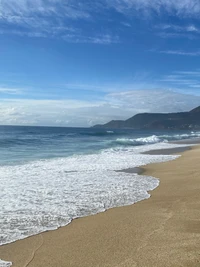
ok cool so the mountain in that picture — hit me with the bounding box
[190,106,200,113]
[93,106,200,130]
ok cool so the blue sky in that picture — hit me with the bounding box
[1,0,200,126]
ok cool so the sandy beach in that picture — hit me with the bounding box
[1,145,200,267]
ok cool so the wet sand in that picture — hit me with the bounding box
[142,146,191,155]
[171,137,200,144]
[1,146,200,267]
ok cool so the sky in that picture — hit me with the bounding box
[1,0,200,127]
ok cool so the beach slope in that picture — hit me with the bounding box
[1,146,200,267]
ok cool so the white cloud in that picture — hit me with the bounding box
[0,99,105,126]
[0,89,199,126]
[160,70,200,92]
[107,0,200,17]
[0,0,89,39]
[157,32,197,39]
[155,24,200,39]
[0,0,121,43]
[1,0,200,41]
[175,71,200,76]
[186,25,199,32]
[64,84,112,92]
[62,33,120,44]
[108,89,200,114]
[0,87,23,94]
[121,22,131,27]
[0,0,90,21]
[159,50,200,56]
[2,0,200,22]
[0,98,131,126]
[157,24,199,33]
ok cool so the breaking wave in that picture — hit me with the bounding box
[115,132,200,146]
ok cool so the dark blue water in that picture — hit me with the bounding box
[0,125,199,165]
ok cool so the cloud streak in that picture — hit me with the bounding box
[159,50,200,56]
[160,70,200,92]
[62,33,120,44]
[155,23,200,39]
[108,0,200,17]
[0,87,23,94]
[157,24,199,33]
[0,0,90,21]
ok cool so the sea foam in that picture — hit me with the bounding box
[0,142,191,266]
[116,135,161,145]
[115,132,200,146]
[0,260,12,267]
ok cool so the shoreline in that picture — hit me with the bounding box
[142,145,191,155]
[117,145,192,175]
[1,144,200,266]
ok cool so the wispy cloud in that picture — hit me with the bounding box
[0,87,23,94]
[0,0,90,21]
[186,25,199,32]
[160,70,200,92]
[174,71,200,76]
[108,89,200,113]
[62,33,120,44]
[64,84,113,92]
[2,0,200,22]
[0,0,90,40]
[1,0,200,41]
[159,50,200,56]
[108,0,200,17]
[157,24,200,33]
[158,32,197,39]
[0,98,127,126]
[0,0,121,43]
[155,23,200,39]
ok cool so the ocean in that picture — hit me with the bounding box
[0,126,199,267]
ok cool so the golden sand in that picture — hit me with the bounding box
[1,146,200,267]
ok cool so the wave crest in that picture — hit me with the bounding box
[115,135,161,146]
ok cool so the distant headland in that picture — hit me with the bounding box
[93,106,200,130]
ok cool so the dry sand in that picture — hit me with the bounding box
[1,146,200,267]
